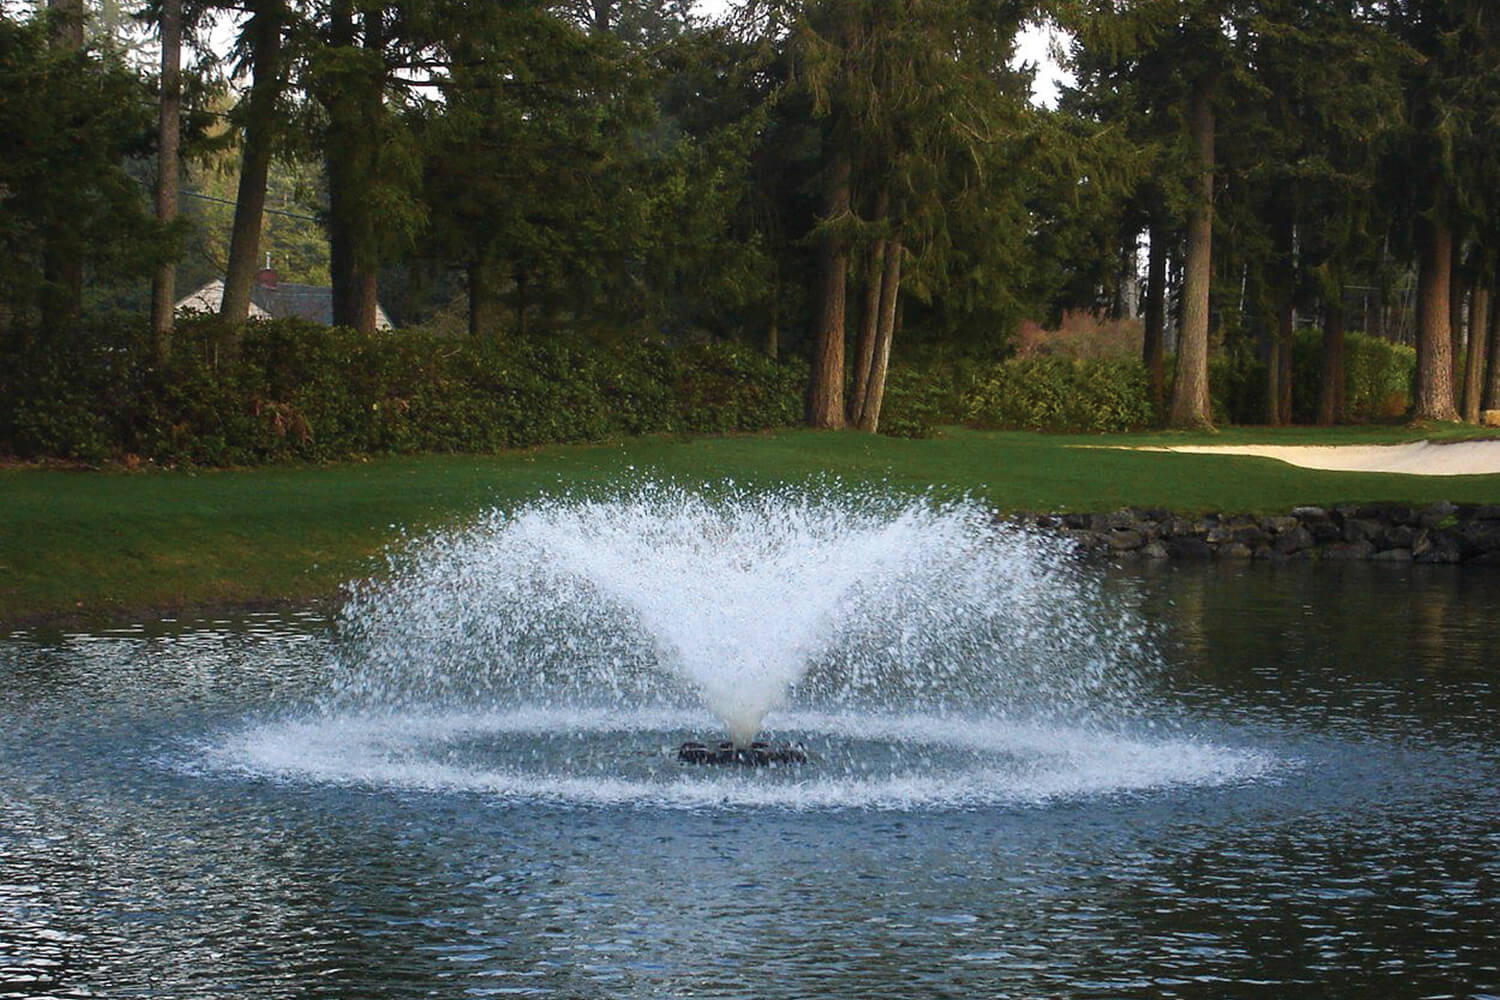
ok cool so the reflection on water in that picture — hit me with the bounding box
[2,569,1499,998]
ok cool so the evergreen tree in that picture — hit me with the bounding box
[1230,1,1405,425]
[774,0,1039,430]
[150,0,183,356]
[1383,0,1500,422]
[0,11,165,348]
[218,0,292,344]
[308,0,425,333]
[1068,1,1262,430]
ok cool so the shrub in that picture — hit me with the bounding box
[1209,329,1415,425]
[962,357,1154,433]
[1209,349,1268,426]
[1330,331,1415,421]
[1013,310,1145,361]
[0,317,817,465]
[0,317,148,462]
[877,367,949,438]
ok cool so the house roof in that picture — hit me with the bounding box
[176,275,393,330]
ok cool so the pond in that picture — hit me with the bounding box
[2,494,1498,998]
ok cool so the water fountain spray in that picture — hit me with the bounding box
[331,483,1154,770]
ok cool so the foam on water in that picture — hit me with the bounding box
[203,484,1279,808]
[203,706,1277,810]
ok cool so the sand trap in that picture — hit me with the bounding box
[1117,440,1500,477]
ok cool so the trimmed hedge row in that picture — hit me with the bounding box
[1,319,806,465]
[962,357,1156,433]
[1,318,1425,464]
[963,330,1416,434]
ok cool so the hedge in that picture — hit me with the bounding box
[962,357,1156,433]
[1,319,807,465]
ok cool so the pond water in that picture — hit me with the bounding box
[3,524,1499,996]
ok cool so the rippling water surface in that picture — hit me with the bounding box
[3,558,1499,998]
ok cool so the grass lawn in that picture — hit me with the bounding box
[4,425,1499,627]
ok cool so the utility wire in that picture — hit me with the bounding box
[182,188,322,222]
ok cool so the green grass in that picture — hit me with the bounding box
[4,425,1499,627]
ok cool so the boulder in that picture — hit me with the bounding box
[1166,536,1215,560]
[1273,526,1316,555]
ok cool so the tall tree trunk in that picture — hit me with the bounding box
[354,9,384,330]
[1462,282,1488,422]
[847,238,885,424]
[849,188,890,424]
[325,0,356,328]
[1169,78,1215,430]
[149,0,182,360]
[856,238,902,433]
[1278,308,1294,425]
[1267,201,1294,426]
[1485,260,1500,412]
[41,0,86,338]
[326,4,383,333]
[764,290,779,361]
[1413,217,1460,422]
[220,0,286,341]
[1318,295,1345,426]
[806,149,851,429]
[1142,218,1167,412]
[1450,263,1468,391]
[1269,300,1293,426]
[514,266,529,337]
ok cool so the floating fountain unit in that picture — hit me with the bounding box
[676,740,809,766]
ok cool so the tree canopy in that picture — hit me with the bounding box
[3,0,1500,433]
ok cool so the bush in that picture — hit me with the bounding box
[0,317,816,465]
[1323,330,1414,422]
[0,317,148,462]
[877,367,949,438]
[962,357,1154,433]
[1209,349,1268,426]
[1209,329,1415,425]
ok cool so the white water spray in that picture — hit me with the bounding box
[205,484,1277,808]
[333,485,1153,745]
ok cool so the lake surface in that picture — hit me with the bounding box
[3,562,1498,998]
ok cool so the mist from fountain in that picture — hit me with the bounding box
[208,483,1273,808]
[331,485,1153,742]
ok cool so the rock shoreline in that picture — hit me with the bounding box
[1014,501,1500,565]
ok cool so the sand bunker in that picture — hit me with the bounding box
[1121,440,1500,477]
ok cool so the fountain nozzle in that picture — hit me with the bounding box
[677,740,809,766]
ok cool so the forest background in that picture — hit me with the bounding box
[3,0,1500,466]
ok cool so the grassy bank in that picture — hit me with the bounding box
[4,426,1499,627]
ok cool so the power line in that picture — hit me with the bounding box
[182,188,322,223]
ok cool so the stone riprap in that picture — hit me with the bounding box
[1014,502,1500,565]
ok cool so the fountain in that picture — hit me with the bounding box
[242,482,1246,806]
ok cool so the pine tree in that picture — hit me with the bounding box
[150,0,183,357]
[1068,1,1245,430]
[779,0,1038,431]
[219,0,290,341]
[1383,0,1500,422]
